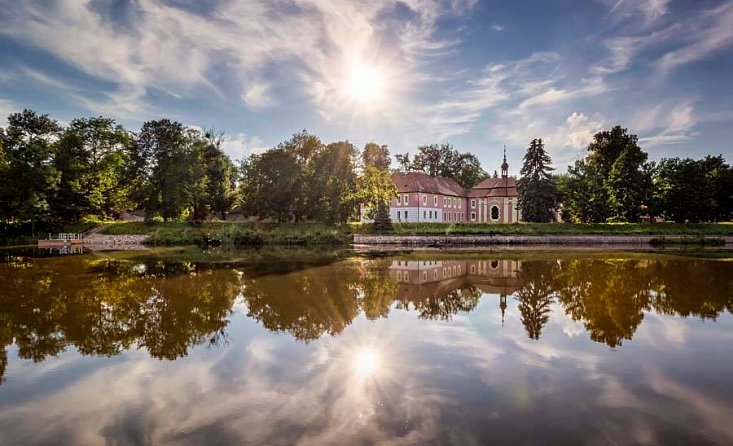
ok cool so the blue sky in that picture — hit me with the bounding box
[1,0,732,174]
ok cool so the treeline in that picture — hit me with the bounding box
[517,126,733,223]
[0,109,488,232]
[0,110,237,232]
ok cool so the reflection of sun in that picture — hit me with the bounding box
[345,63,385,104]
[353,347,380,379]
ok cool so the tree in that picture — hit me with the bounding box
[311,141,359,224]
[407,143,487,188]
[517,138,558,222]
[557,159,611,223]
[132,119,194,221]
[653,156,728,223]
[607,148,651,222]
[52,117,133,221]
[188,131,237,221]
[395,152,411,172]
[362,142,390,170]
[0,109,61,233]
[559,125,651,223]
[239,148,301,222]
[352,166,398,232]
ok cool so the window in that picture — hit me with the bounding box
[443,197,447,207]
[471,212,476,221]
[470,265,476,274]
[471,199,476,209]
[404,210,408,220]
[491,205,500,220]
[403,194,409,205]
[458,199,461,209]
[423,211,426,219]
[423,195,427,205]
[433,196,438,206]
[422,271,427,281]
[491,260,499,270]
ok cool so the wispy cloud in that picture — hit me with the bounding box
[657,1,733,73]
[0,0,476,121]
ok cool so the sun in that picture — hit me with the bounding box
[345,63,385,104]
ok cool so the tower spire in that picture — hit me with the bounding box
[501,145,509,178]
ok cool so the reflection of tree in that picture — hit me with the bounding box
[650,260,733,319]
[0,255,241,383]
[242,262,362,341]
[554,259,652,348]
[515,261,557,340]
[359,259,398,320]
[411,284,482,321]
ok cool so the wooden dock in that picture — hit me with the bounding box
[38,233,84,247]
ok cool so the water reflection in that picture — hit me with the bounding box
[1,250,733,444]
[1,252,732,382]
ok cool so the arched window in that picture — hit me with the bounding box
[490,205,500,220]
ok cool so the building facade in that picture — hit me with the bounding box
[361,151,521,224]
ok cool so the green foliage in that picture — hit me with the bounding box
[404,143,488,188]
[0,110,61,232]
[238,131,358,224]
[558,126,651,223]
[352,166,398,220]
[653,156,733,223]
[517,138,558,222]
[100,221,351,246]
[362,142,390,169]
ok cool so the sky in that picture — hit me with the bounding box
[1,0,732,174]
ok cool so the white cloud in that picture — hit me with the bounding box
[604,0,670,26]
[491,24,504,32]
[243,82,275,109]
[635,100,699,148]
[221,133,269,161]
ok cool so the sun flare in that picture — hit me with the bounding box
[353,347,380,379]
[345,64,385,104]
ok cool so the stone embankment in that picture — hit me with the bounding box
[353,234,733,246]
[83,234,148,251]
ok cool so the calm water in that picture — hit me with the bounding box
[1,248,732,445]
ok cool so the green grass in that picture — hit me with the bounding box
[100,221,352,246]
[350,222,733,236]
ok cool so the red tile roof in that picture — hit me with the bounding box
[391,171,517,198]
[391,172,466,196]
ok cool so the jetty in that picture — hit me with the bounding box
[38,233,84,248]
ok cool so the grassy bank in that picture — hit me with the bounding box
[100,221,352,246]
[350,222,733,236]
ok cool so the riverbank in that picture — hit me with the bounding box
[353,234,733,247]
[99,222,351,246]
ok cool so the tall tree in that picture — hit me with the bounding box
[517,138,558,222]
[52,117,133,221]
[134,119,192,221]
[311,141,358,224]
[0,110,61,233]
[362,142,390,170]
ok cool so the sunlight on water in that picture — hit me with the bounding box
[353,347,380,379]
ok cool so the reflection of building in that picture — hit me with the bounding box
[389,259,519,322]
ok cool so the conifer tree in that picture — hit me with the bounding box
[517,138,558,222]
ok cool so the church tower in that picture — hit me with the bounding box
[501,145,509,178]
